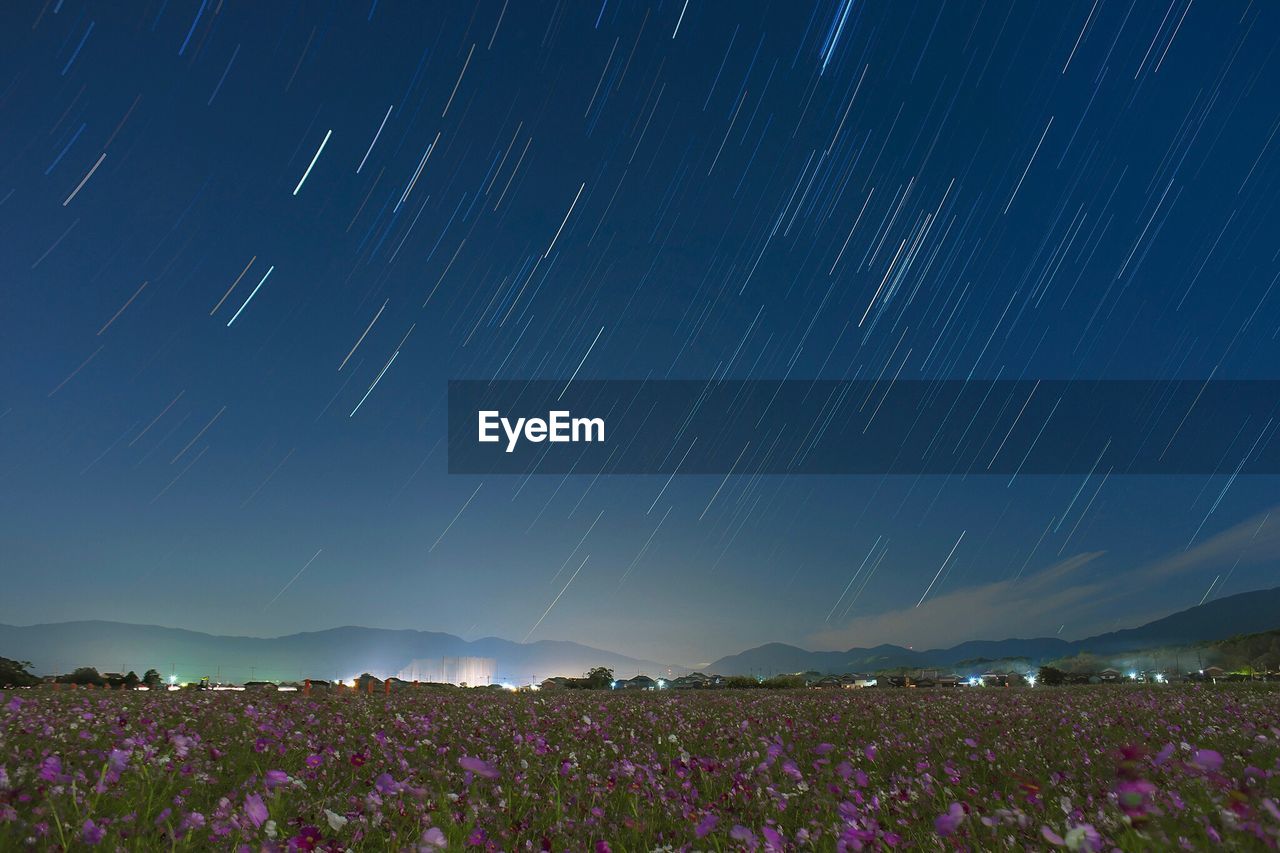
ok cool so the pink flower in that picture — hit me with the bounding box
[458,755,498,779]
[289,825,322,851]
[244,792,268,828]
[1191,749,1222,772]
[729,825,758,850]
[1041,825,1065,846]
[179,812,206,834]
[374,772,402,795]
[695,814,718,838]
[1115,779,1157,818]
[305,753,323,768]
[39,756,65,783]
[81,818,105,845]
[934,802,966,836]
[264,769,289,789]
[420,827,447,849]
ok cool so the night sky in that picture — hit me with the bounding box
[3,0,1279,668]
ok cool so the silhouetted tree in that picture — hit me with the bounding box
[0,657,39,687]
[60,667,104,686]
[1038,665,1066,686]
[142,669,162,688]
[583,667,614,689]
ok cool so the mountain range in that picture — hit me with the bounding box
[2,585,1275,684]
[708,586,1280,675]
[0,621,664,685]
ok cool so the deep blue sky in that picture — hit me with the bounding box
[2,0,1278,666]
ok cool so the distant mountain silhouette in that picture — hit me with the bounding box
[709,586,1280,675]
[5,586,1275,684]
[0,621,663,684]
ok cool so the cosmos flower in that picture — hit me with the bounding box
[419,827,448,849]
[289,825,323,851]
[934,802,966,836]
[458,755,499,779]
[244,792,268,828]
[80,818,105,845]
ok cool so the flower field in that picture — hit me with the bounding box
[2,685,1278,850]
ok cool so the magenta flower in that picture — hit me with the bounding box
[244,792,268,828]
[80,818,105,845]
[934,802,966,836]
[419,827,447,849]
[305,753,323,768]
[1191,749,1222,772]
[179,812,206,835]
[1115,779,1157,818]
[458,755,498,779]
[264,769,289,789]
[729,825,758,850]
[289,825,322,851]
[695,814,718,838]
[38,756,65,783]
[373,772,402,795]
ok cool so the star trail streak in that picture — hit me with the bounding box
[2,1,1279,663]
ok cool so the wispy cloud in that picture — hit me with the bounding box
[807,552,1105,651]
[807,505,1279,651]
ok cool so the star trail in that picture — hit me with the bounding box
[1,0,1279,665]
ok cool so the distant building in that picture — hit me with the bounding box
[621,675,657,690]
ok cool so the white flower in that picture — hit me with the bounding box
[264,820,278,840]
[325,810,348,831]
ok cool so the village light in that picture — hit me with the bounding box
[1026,674,1037,687]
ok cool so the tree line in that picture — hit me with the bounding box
[0,658,166,689]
